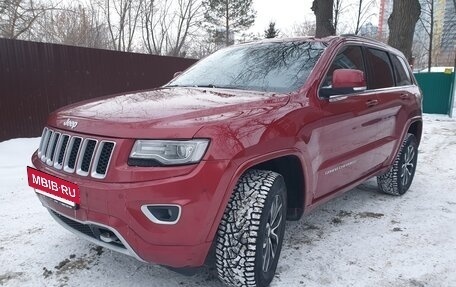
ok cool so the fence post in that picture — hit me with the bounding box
[451,54,456,118]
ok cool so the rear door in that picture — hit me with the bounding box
[364,50,418,168]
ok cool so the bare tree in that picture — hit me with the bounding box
[0,1,7,15]
[388,0,421,62]
[142,0,166,55]
[333,0,342,33]
[0,0,48,39]
[353,0,376,35]
[141,0,202,56]
[333,0,350,34]
[102,0,143,52]
[288,20,316,37]
[311,0,335,38]
[168,0,202,56]
[34,3,111,49]
[426,0,433,71]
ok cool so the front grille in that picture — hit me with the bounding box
[37,127,115,179]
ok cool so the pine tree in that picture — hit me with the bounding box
[203,0,256,46]
[264,22,279,38]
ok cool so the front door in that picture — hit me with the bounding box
[311,45,385,199]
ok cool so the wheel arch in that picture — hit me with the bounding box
[205,151,309,244]
[381,117,422,174]
[248,155,306,221]
[407,119,423,145]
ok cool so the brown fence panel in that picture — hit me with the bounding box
[0,39,197,141]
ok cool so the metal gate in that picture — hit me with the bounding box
[414,72,455,115]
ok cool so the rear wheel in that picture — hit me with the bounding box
[215,170,287,287]
[377,133,418,195]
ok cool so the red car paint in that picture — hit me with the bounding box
[30,36,422,268]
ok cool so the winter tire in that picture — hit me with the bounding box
[377,133,418,195]
[215,169,287,287]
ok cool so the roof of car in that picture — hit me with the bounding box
[243,34,403,57]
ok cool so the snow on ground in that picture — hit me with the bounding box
[1,114,455,287]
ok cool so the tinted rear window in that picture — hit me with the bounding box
[391,55,412,86]
[365,48,394,89]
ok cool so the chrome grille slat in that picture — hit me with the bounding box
[38,128,115,179]
[54,135,70,169]
[46,132,60,166]
[40,129,53,161]
[91,141,115,179]
[76,139,98,176]
[64,137,82,172]
[37,128,48,157]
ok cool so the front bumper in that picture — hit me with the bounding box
[33,157,234,268]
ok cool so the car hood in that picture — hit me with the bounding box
[48,87,290,139]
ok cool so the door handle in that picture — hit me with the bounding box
[400,94,410,100]
[366,99,378,107]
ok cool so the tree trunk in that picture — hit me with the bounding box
[312,0,335,38]
[225,0,229,46]
[388,0,421,62]
[428,0,434,72]
[355,0,363,35]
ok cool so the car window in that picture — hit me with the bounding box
[392,55,413,86]
[321,46,365,89]
[167,41,326,94]
[365,48,394,89]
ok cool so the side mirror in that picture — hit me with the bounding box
[173,71,183,78]
[332,69,366,90]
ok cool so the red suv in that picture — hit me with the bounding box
[28,35,422,287]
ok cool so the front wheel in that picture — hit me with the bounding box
[215,170,287,287]
[377,133,418,195]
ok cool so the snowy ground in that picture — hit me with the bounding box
[1,115,455,287]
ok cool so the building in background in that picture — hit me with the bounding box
[377,0,393,41]
[359,22,378,38]
[381,0,456,69]
[440,0,456,65]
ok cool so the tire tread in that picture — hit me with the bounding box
[215,170,280,287]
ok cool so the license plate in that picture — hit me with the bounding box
[27,166,80,208]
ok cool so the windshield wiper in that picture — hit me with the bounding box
[193,84,217,88]
[165,84,217,88]
[165,84,186,87]
[167,84,246,90]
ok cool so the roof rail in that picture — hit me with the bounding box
[339,34,387,45]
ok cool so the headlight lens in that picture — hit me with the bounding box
[129,139,209,166]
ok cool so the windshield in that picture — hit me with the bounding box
[167,41,326,93]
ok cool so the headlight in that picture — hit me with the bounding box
[129,139,209,166]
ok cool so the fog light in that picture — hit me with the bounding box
[141,205,181,225]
